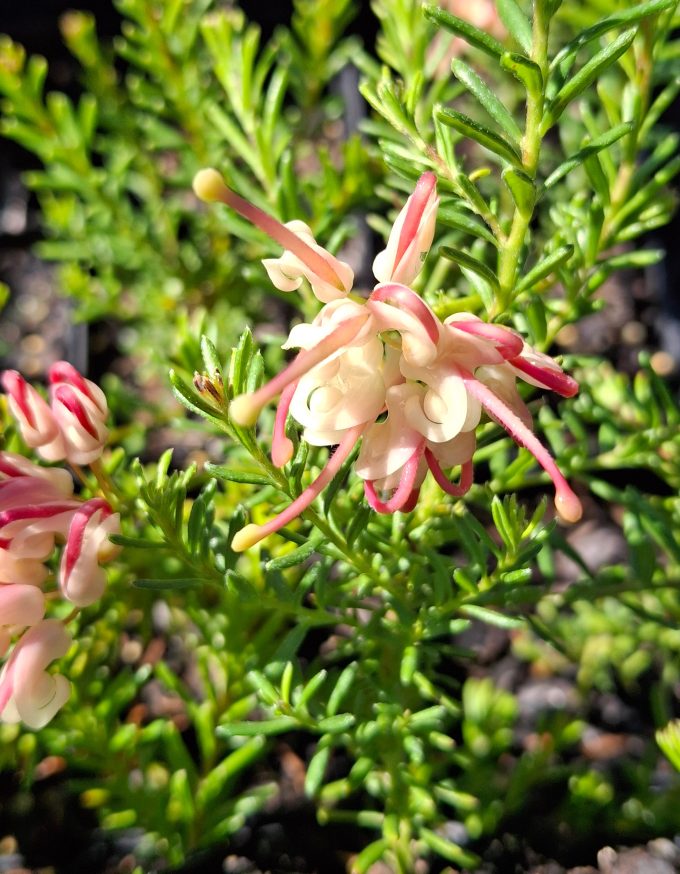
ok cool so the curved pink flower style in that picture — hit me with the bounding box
[1,371,65,462]
[0,618,72,729]
[60,498,121,607]
[193,169,353,303]
[193,166,583,549]
[49,362,109,465]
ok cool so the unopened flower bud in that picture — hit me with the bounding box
[49,362,108,465]
[1,371,65,462]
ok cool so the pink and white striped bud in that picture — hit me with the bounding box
[1,371,65,462]
[49,362,109,465]
[262,220,354,304]
[60,499,121,607]
[0,619,72,729]
[372,173,439,286]
[0,451,74,498]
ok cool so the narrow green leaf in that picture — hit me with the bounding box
[217,717,298,737]
[640,77,680,141]
[439,246,500,290]
[347,504,372,547]
[201,335,222,379]
[205,464,271,485]
[542,29,637,133]
[297,669,328,710]
[551,0,676,71]
[305,745,330,797]
[109,534,165,549]
[515,245,574,292]
[327,663,358,716]
[196,738,266,809]
[317,713,356,734]
[502,167,536,216]
[420,827,479,867]
[495,0,532,54]
[460,604,525,628]
[436,107,522,165]
[438,205,498,246]
[134,578,204,590]
[501,52,542,94]
[422,4,504,58]
[351,839,390,874]
[266,541,318,570]
[450,58,523,142]
[543,122,633,189]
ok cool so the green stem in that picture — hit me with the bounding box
[496,4,550,314]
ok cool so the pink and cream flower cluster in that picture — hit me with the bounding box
[0,365,119,728]
[193,169,582,553]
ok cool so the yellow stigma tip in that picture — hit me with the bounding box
[231,524,262,553]
[229,394,261,427]
[555,491,583,524]
[192,168,229,203]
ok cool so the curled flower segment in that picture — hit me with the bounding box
[193,169,353,302]
[1,371,65,462]
[262,220,354,304]
[60,498,121,607]
[0,618,72,730]
[372,172,439,286]
[356,383,477,513]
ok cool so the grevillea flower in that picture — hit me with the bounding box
[1,371,65,462]
[0,619,72,729]
[193,166,582,551]
[49,362,109,465]
[60,498,121,607]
